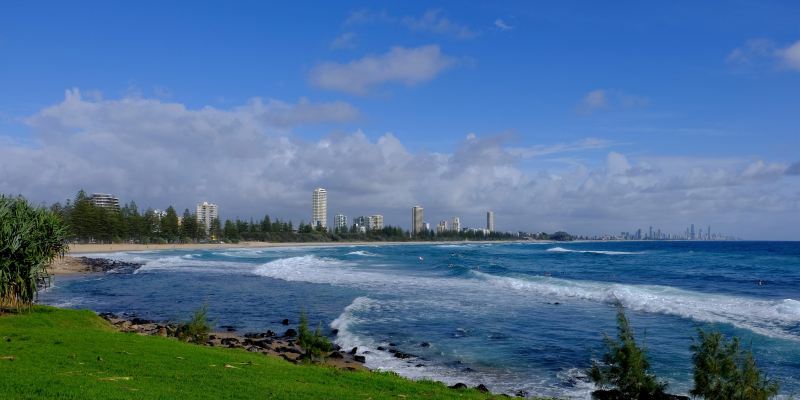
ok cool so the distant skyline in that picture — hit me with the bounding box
[1,2,799,239]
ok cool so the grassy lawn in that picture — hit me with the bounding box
[0,306,516,399]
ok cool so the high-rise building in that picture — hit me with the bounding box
[486,211,495,232]
[89,193,119,211]
[691,224,695,240]
[369,215,384,231]
[436,220,448,234]
[451,217,461,232]
[707,225,711,240]
[312,187,327,229]
[196,201,218,233]
[412,206,424,235]
[353,216,370,231]
[334,214,348,230]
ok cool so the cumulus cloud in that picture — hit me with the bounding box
[727,38,800,71]
[345,9,478,39]
[579,89,648,114]
[309,45,457,95]
[402,9,479,39]
[1,90,798,239]
[494,19,513,31]
[330,32,357,50]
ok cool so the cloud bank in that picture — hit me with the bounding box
[1,90,798,239]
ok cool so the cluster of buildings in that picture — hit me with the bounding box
[612,223,736,241]
[87,192,220,235]
[311,187,497,235]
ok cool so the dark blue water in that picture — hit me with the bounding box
[39,241,800,398]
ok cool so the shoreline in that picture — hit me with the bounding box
[66,239,545,254]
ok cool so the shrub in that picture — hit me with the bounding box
[297,312,333,362]
[0,195,68,309]
[177,305,210,343]
[691,329,779,400]
[588,302,668,399]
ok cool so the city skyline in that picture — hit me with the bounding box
[1,3,798,239]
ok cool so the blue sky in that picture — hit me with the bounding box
[1,1,799,238]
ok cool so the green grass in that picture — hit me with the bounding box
[0,306,515,399]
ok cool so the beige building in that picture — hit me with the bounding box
[312,187,327,229]
[412,206,424,235]
[369,215,384,230]
[89,193,119,210]
[196,201,218,233]
[437,220,448,234]
[451,217,461,232]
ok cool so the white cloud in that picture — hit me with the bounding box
[309,45,457,95]
[345,9,478,39]
[777,40,800,70]
[330,32,357,50]
[727,38,800,72]
[1,90,798,239]
[579,89,648,114]
[494,19,513,31]
[402,10,479,39]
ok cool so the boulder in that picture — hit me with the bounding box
[283,328,297,338]
[475,384,489,393]
[448,383,468,390]
[420,342,431,348]
[281,319,289,325]
[348,347,358,355]
[353,355,366,363]
[328,351,344,359]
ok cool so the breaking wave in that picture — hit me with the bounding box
[547,247,641,255]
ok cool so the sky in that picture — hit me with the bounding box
[1,1,799,239]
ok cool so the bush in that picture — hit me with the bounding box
[690,329,779,400]
[0,195,68,309]
[588,302,668,399]
[177,305,210,343]
[297,312,332,362]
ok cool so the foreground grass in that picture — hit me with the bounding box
[0,307,510,399]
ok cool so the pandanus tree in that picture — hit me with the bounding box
[0,195,68,309]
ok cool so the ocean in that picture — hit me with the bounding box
[38,241,800,399]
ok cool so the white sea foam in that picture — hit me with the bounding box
[475,272,800,341]
[346,250,378,257]
[547,247,641,255]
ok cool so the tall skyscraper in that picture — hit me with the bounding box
[312,187,327,229]
[196,201,218,233]
[412,206,424,235]
[334,214,347,230]
[451,217,460,232]
[89,193,120,211]
[707,225,711,240]
[691,224,695,240]
[486,211,495,232]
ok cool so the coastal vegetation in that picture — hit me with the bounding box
[297,312,333,362]
[176,305,211,343]
[690,329,779,400]
[0,195,68,309]
[0,306,509,399]
[589,303,779,400]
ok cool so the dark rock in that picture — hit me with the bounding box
[330,329,339,335]
[225,326,236,332]
[554,302,561,305]
[388,348,397,354]
[388,342,398,347]
[130,317,152,325]
[328,351,344,359]
[591,390,689,400]
[283,328,297,338]
[220,337,240,346]
[349,347,358,355]
[462,367,475,372]
[377,346,387,351]
[475,384,489,393]
[415,363,424,367]
[420,342,431,347]
[393,351,414,359]
[353,355,366,363]
[281,319,289,325]
[514,390,529,398]
[448,383,468,390]
[333,344,342,351]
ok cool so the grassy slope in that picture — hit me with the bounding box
[0,307,515,400]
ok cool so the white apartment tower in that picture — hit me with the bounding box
[89,193,120,211]
[369,215,384,231]
[437,220,448,234]
[487,211,495,232]
[312,187,328,229]
[412,206,424,235]
[196,201,218,233]
[334,214,348,230]
[451,217,461,232]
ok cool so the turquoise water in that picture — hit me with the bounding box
[39,241,800,398]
